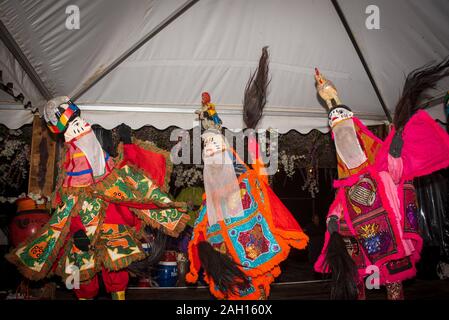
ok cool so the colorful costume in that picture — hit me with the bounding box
[186,132,308,300]
[313,61,449,299]
[7,97,189,299]
[196,92,222,129]
[187,47,308,300]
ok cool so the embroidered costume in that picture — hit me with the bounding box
[186,47,308,300]
[313,60,449,299]
[7,97,189,300]
[186,139,308,299]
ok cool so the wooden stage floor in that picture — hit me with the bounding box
[53,278,449,300]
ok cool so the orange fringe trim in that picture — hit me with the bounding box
[187,154,309,299]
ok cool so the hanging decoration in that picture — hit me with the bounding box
[279,150,304,178]
[0,126,31,196]
[0,70,37,112]
[173,165,203,188]
[301,166,319,198]
[301,137,322,198]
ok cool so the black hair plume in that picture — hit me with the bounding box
[243,46,270,129]
[198,241,250,295]
[324,232,359,300]
[394,56,449,130]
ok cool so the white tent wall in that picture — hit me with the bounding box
[0,40,42,128]
[0,0,186,97]
[428,102,447,127]
[340,0,449,111]
[0,0,448,132]
[77,0,385,132]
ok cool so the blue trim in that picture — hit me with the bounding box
[66,168,93,176]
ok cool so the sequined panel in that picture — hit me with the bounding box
[386,257,412,275]
[344,173,398,264]
[403,182,419,233]
[229,214,280,270]
[342,236,366,269]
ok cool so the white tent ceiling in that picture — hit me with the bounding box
[0,0,448,132]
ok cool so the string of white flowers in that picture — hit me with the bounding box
[0,130,31,193]
[0,192,49,204]
[174,166,204,188]
[279,150,305,178]
[302,167,320,198]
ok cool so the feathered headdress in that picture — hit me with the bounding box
[393,56,449,131]
[243,46,270,129]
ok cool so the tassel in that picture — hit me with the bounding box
[197,241,250,295]
[127,227,167,278]
[243,46,270,129]
[393,56,449,131]
[324,233,359,300]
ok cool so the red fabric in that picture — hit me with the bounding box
[75,275,99,299]
[265,184,303,232]
[111,200,159,210]
[352,117,384,146]
[123,144,167,188]
[74,268,129,298]
[101,268,129,293]
[69,215,85,233]
[51,215,86,273]
[104,203,141,228]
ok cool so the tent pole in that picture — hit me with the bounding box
[330,0,392,123]
[71,0,200,101]
[0,20,52,100]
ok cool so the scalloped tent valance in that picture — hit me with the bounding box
[0,0,448,132]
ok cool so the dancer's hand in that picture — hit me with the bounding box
[326,215,339,234]
[389,130,404,158]
[73,229,91,251]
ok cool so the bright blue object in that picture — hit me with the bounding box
[156,262,178,287]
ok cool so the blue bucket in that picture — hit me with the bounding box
[156,261,178,287]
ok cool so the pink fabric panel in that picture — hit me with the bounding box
[378,171,414,256]
[377,110,449,180]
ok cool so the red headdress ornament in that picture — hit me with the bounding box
[202,92,211,105]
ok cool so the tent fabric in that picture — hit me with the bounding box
[0,40,43,128]
[339,0,449,111]
[0,0,448,132]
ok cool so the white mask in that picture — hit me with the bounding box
[201,130,244,225]
[64,117,91,142]
[65,117,107,178]
[332,118,367,169]
[328,107,354,128]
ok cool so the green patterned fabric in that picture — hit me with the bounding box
[8,155,187,282]
[134,208,187,233]
[13,194,76,276]
[57,239,97,282]
[55,196,105,281]
[102,165,172,205]
[78,196,105,241]
[99,224,144,271]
